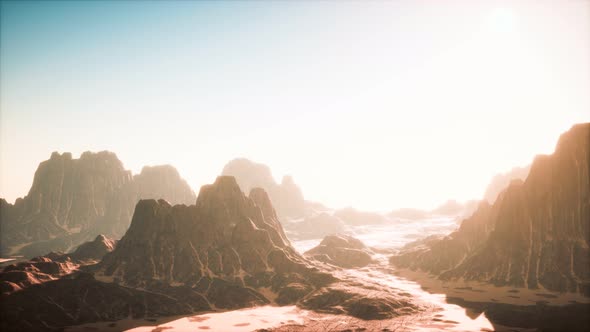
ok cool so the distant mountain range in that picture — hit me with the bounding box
[0,148,542,258]
[0,151,195,257]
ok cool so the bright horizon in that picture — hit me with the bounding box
[1,1,589,211]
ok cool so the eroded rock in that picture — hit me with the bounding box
[305,235,374,268]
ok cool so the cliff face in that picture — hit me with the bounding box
[0,151,196,257]
[221,159,306,219]
[483,165,531,204]
[391,123,590,295]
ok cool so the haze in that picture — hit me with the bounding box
[1,1,589,211]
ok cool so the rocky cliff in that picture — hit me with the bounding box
[221,158,306,218]
[0,151,196,257]
[483,164,531,204]
[391,123,590,295]
[96,176,329,306]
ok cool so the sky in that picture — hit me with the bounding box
[1,1,589,211]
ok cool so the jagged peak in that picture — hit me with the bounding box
[50,151,72,160]
[196,176,245,207]
[137,164,181,177]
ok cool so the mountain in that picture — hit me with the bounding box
[0,151,196,257]
[391,123,590,295]
[132,165,196,205]
[69,234,117,261]
[221,158,307,218]
[96,176,330,305]
[1,176,420,331]
[483,164,531,204]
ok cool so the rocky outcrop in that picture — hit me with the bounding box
[0,151,196,257]
[69,234,117,261]
[391,123,590,295]
[96,176,329,303]
[0,255,78,296]
[305,235,374,268]
[0,235,117,295]
[221,158,306,218]
[483,164,531,204]
[0,274,210,332]
[301,285,417,320]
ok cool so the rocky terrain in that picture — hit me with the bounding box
[0,234,116,296]
[221,158,316,219]
[391,123,590,295]
[304,235,374,268]
[95,177,330,304]
[1,176,422,331]
[0,151,195,257]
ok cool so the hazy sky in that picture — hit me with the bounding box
[1,1,589,211]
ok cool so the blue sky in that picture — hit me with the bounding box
[1,1,589,210]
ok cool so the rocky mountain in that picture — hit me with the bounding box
[221,158,307,218]
[0,151,196,258]
[132,165,195,205]
[69,234,117,261]
[95,177,329,304]
[1,176,421,331]
[391,123,590,295]
[483,164,531,204]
